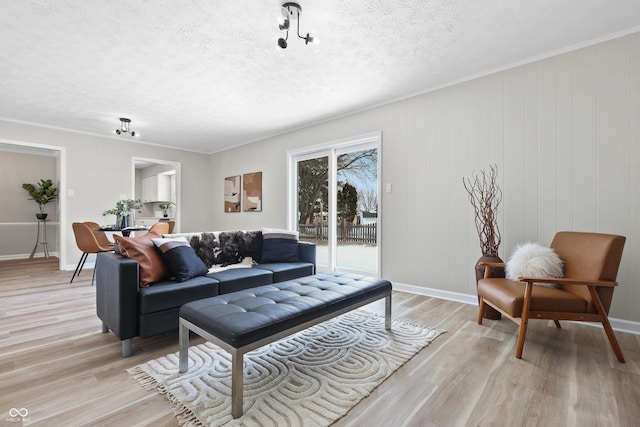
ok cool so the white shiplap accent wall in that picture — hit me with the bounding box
[416,34,638,321]
[212,32,640,323]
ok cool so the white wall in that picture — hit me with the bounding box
[209,32,640,323]
[1,32,637,324]
[0,122,213,268]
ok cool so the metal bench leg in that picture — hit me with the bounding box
[122,339,132,358]
[385,293,392,330]
[122,338,133,357]
[231,350,244,419]
[179,319,189,373]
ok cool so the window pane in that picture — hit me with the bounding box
[297,156,329,268]
[336,148,378,274]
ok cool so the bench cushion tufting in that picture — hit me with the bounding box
[179,272,392,348]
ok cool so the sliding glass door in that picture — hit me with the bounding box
[296,155,330,268]
[288,133,380,276]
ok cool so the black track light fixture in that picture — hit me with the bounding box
[113,117,137,137]
[276,2,318,50]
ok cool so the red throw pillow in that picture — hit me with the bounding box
[114,231,168,287]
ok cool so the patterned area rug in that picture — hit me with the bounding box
[128,310,443,426]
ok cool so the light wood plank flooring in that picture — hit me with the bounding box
[1,258,639,426]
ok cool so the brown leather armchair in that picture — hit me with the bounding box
[477,231,626,362]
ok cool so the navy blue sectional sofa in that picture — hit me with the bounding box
[96,230,315,357]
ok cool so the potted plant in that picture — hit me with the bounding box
[103,199,144,229]
[463,164,504,319]
[22,179,58,220]
[158,202,175,218]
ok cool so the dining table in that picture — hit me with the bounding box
[97,225,149,237]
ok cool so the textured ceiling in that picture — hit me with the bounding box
[1,1,639,153]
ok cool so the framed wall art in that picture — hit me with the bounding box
[242,172,262,212]
[224,175,241,212]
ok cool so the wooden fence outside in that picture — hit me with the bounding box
[299,223,377,244]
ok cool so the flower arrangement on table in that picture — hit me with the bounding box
[103,199,144,229]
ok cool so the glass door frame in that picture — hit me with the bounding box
[286,131,381,276]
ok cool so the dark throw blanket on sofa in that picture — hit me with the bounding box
[184,231,263,267]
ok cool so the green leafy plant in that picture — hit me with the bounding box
[22,179,58,214]
[103,199,144,217]
[158,202,175,210]
[158,201,175,217]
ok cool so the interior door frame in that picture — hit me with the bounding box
[131,157,181,231]
[0,138,67,270]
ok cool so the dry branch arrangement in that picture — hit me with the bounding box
[463,164,502,257]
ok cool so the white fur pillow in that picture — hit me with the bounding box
[506,242,564,287]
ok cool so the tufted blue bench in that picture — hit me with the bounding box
[178,272,392,418]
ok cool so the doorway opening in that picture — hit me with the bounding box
[0,139,66,269]
[132,157,181,232]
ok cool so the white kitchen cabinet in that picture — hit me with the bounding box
[141,174,171,202]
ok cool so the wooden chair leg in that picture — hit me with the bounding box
[515,321,528,359]
[477,297,485,325]
[515,283,534,359]
[554,320,561,329]
[600,316,625,363]
[588,287,625,363]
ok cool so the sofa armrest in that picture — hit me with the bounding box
[96,252,140,341]
[298,242,316,273]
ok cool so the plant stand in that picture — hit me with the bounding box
[30,219,50,259]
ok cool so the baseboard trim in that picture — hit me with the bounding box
[64,261,94,271]
[392,281,640,336]
[0,252,59,261]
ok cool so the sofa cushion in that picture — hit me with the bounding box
[138,275,220,314]
[254,262,315,283]
[207,268,273,294]
[152,236,208,282]
[261,228,300,263]
[114,231,168,287]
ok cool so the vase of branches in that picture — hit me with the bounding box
[463,164,504,320]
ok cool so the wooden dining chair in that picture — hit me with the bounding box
[71,222,114,285]
[477,231,626,362]
[167,220,176,234]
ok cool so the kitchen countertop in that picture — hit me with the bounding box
[136,216,174,220]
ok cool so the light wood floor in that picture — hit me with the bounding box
[1,258,639,427]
